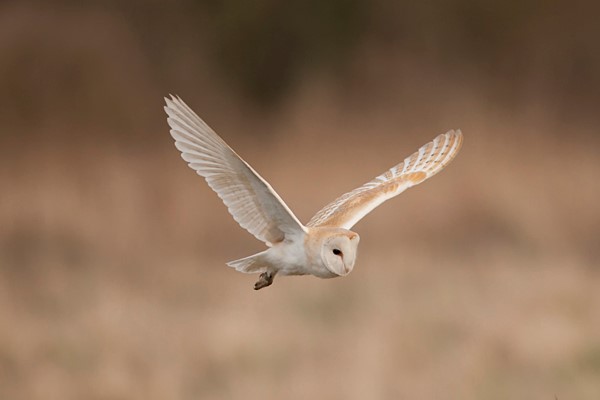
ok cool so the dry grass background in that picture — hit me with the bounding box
[1,1,600,399]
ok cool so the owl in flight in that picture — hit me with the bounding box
[165,96,463,290]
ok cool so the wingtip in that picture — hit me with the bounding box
[164,94,180,106]
[454,129,464,148]
[164,95,188,117]
[445,128,463,143]
[445,128,462,136]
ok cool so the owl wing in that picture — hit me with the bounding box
[165,95,307,246]
[307,130,463,229]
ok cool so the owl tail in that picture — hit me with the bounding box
[226,251,269,274]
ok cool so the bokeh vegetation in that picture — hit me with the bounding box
[0,1,599,399]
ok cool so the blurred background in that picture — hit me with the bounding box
[1,0,599,399]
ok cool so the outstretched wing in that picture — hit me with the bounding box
[307,130,463,229]
[165,95,307,245]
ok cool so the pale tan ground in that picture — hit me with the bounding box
[1,83,599,400]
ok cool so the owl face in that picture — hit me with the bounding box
[320,231,360,276]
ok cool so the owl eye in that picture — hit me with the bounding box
[332,249,342,256]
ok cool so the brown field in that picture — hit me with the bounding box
[1,2,600,399]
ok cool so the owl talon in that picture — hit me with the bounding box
[254,272,274,290]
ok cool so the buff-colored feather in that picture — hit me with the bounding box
[307,130,463,229]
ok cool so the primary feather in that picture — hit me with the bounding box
[307,130,463,229]
[164,95,306,246]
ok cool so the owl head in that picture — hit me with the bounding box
[321,230,360,276]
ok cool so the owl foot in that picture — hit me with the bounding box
[254,272,274,290]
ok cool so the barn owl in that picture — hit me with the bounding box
[165,96,463,290]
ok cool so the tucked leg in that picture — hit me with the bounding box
[254,271,275,290]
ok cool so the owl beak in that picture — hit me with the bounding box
[336,267,351,277]
[341,255,356,276]
[339,233,359,276]
[343,264,353,275]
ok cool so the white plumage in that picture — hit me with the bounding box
[165,95,463,289]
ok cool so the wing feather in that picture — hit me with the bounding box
[165,95,306,245]
[307,130,463,229]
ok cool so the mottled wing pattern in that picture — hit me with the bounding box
[307,130,463,229]
[165,95,306,245]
